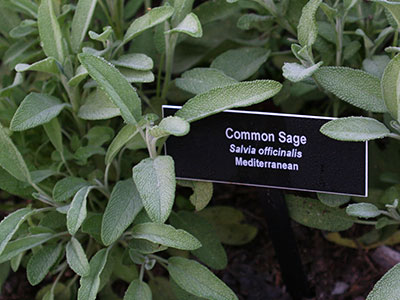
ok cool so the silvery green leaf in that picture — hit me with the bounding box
[67,186,94,235]
[68,65,88,87]
[105,125,139,165]
[53,177,90,202]
[346,203,382,219]
[15,57,58,74]
[101,180,143,246]
[66,237,90,276]
[70,0,97,53]
[167,13,202,38]
[177,180,213,211]
[362,55,390,79]
[149,116,190,138]
[10,93,67,131]
[175,68,237,95]
[131,222,201,250]
[366,263,400,300]
[282,62,323,83]
[314,67,387,113]
[210,47,270,81]
[385,46,400,53]
[372,0,400,28]
[193,0,239,25]
[343,41,362,60]
[355,28,374,50]
[132,156,175,223]
[175,80,282,123]
[297,0,322,47]
[112,53,153,71]
[78,248,110,300]
[56,205,70,214]
[6,0,38,18]
[286,195,354,231]
[128,239,167,254]
[168,257,238,300]
[78,53,142,125]
[123,5,174,45]
[30,169,57,184]
[382,54,400,121]
[89,26,112,42]
[171,0,194,26]
[317,193,351,208]
[38,0,65,62]
[0,234,56,264]
[0,124,31,182]
[9,21,36,38]
[170,211,227,270]
[119,68,155,83]
[86,126,114,147]
[4,39,37,68]
[0,208,32,256]
[170,279,205,300]
[43,118,63,154]
[78,89,120,120]
[320,117,391,141]
[27,244,62,285]
[123,279,152,300]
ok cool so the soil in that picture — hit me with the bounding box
[0,184,388,300]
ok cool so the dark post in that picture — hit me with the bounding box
[259,188,313,300]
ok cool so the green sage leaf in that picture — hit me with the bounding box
[123,279,152,300]
[175,80,282,123]
[346,203,382,219]
[15,57,58,74]
[78,53,142,125]
[167,13,202,38]
[78,89,120,120]
[66,236,90,276]
[70,0,97,53]
[53,177,90,202]
[10,93,67,131]
[132,156,176,223]
[105,125,139,165]
[168,257,238,300]
[67,186,94,235]
[382,54,400,121]
[27,244,62,285]
[149,116,190,138]
[297,0,322,47]
[111,53,153,71]
[366,263,400,300]
[131,222,201,250]
[320,117,390,141]
[282,62,323,83]
[101,180,143,246]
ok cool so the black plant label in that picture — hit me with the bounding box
[163,106,367,197]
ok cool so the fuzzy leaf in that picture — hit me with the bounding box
[105,125,139,164]
[314,67,387,112]
[123,279,152,300]
[43,117,63,154]
[78,248,110,300]
[372,0,400,28]
[0,208,32,256]
[66,237,90,276]
[168,13,202,38]
[70,0,97,53]
[78,53,142,125]
[320,117,390,141]
[102,180,143,246]
[112,53,153,71]
[150,116,190,138]
[69,65,89,86]
[175,68,237,95]
[346,203,382,219]
[27,244,62,286]
[362,55,390,78]
[10,93,67,131]
[317,193,351,208]
[119,68,155,83]
[0,124,31,182]
[210,48,270,81]
[286,195,354,231]
[89,26,112,42]
[78,89,120,120]
[38,0,65,62]
[15,57,58,74]
[132,156,176,223]
[175,80,282,123]
[282,62,323,82]
[366,263,400,300]
[67,186,93,235]
[170,211,227,270]
[124,5,174,44]
[297,0,322,47]
[177,180,213,211]
[0,234,56,264]
[168,257,238,300]
[53,177,90,202]
[131,222,201,250]
[382,54,400,121]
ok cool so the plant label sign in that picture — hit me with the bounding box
[163,105,368,197]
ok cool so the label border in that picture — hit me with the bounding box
[162,105,368,197]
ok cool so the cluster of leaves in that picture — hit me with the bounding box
[0,0,286,299]
[280,0,400,298]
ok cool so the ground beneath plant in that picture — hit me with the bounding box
[0,184,388,300]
